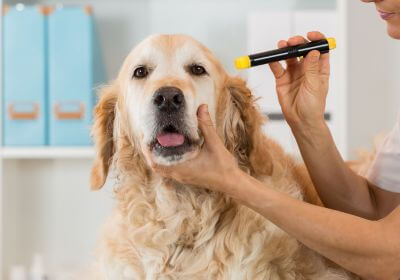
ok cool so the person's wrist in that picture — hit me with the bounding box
[289,118,326,132]
[224,169,274,210]
[289,118,329,145]
[218,166,246,198]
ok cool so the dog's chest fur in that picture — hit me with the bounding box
[96,174,351,280]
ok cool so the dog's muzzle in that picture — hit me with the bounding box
[149,86,199,160]
[153,86,186,148]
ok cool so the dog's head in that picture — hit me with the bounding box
[91,34,272,190]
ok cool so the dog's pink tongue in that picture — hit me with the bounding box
[157,133,185,147]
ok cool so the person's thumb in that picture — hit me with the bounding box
[304,50,320,79]
[197,104,218,144]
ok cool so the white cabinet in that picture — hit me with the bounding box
[0,0,346,278]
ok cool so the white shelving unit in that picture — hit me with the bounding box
[1,147,94,159]
[0,0,353,279]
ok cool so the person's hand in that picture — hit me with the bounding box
[143,104,240,192]
[269,31,330,129]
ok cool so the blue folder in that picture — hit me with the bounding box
[3,6,47,146]
[48,7,94,146]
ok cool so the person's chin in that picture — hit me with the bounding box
[386,22,400,39]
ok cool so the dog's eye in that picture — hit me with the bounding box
[190,64,207,76]
[133,66,149,79]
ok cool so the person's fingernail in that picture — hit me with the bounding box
[205,104,209,113]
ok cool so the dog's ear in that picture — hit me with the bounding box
[219,76,273,176]
[90,83,119,190]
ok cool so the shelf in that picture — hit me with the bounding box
[0,147,95,159]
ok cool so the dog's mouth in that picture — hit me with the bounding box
[156,125,185,148]
[149,123,201,161]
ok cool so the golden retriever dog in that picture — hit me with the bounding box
[90,34,357,279]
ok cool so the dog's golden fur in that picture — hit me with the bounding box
[90,34,356,279]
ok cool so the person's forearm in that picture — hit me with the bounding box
[290,120,377,219]
[225,171,400,280]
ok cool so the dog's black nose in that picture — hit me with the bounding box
[153,87,185,112]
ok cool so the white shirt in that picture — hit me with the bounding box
[367,115,400,193]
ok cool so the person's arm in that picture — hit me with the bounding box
[226,169,400,280]
[291,120,378,219]
[268,32,380,219]
[145,105,400,279]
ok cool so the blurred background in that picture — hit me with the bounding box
[0,0,399,279]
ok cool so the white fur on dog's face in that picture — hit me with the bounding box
[118,34,224,165]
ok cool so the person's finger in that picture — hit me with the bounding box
[281,37,302,67]
[277,40,297,67]
[303,50,321,81]
[319,52,330,76]
[307,31,326,41]
[274,39,301,80]
[287,36,311,68]
[269,62,285,79]
[197,104,219,144]
[306,31,330,75]
[277,40,287,49]
[287,35,308,46]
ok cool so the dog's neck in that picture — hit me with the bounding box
[113,172,236,249]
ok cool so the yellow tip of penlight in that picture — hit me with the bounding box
[327,37,336,50]
[234,56,251,69]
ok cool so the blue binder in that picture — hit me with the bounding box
[48,7,94,146]
[3,6,47,146]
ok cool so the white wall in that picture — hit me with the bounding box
[347,0,400,158]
